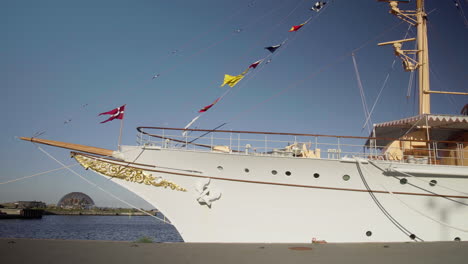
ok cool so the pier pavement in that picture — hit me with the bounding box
[1,238,467,264]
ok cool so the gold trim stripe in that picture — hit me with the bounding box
[73,153,186,192]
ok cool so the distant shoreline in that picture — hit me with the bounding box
[1,207,157,217]
[44,210,154,216]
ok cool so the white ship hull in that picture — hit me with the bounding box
[76,145,468,243]
[15,0,468,245]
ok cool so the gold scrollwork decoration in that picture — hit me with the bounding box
[72,154,186,192]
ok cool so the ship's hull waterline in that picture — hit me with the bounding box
[73,145,468,243]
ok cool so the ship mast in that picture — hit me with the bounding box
[377,0,430,115]
[378,0,468,115]
[416,0,430,114]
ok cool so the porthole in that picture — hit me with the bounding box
[343,175,350,181]
[271,170,277,175]
[217,166,223,171]
[244,168,250,173]
[454,237,461,241]
[366,231,372,237]
[400,178,408,185]
[409,234,416,240]
[285,171,292,176]
[429,180,437,187]
[313,173,320,178]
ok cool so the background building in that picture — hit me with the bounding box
[17,201,46,209]
[57,192,95,209]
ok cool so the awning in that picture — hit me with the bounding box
[374,114,468,129]
[366,114,468,147]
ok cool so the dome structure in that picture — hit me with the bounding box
[57,192,95,209]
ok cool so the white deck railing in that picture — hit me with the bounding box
[136,127,467,166]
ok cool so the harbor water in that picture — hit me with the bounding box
[0,215,183,242]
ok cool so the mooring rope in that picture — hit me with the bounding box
[369,160,468,196]
[360,158,468,233]
[369,160,468,206]
[354,157,423,241]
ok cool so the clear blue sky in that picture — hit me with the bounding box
[1,0,467,208]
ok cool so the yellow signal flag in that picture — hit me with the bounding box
[221,74,245,87]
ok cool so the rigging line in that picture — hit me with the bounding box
[0,163,79,185]
[427,11,468,93]
[180,82,237,132]
[428,66,463,113]
[352,53,372,134]
[150,32,241,115]
[150,1,259,77]
[181,42,277,129]
[243,0,309,57]
[228,20,407,124]
[352,21,405,54]
[235,54,275,88]
[228,53,347,123]
[355,158,423,241]
[159,0,300,87]
[237,35,291,92]
[406,52,414,98]
[368,160,468,207]
[203,53,276,117]
[182,123,228,146]
[29,4,302,143]
[164,6,291,115]
[166,5,245,56]
[454,0,468,28]
[24,4,291,144]
[232,0,334,97]
[363,23,413,127]
[179,1,307,115]
[43,3,250,129]
[241,0,332,64]
[179,83,232,118]
[35,145,172,225]
[425,15,467,87]
[406,36,417,100]
[302,0,333,26]
[44,3,306,132]
[363,59,396,130]
[239,27,306,97]
[406,67,415,98]
[360,159,468,233]
[413,81,417,116]
[158,31,239,79]
[242,0,331,64]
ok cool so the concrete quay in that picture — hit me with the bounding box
[0,209,43,219]
[1,238,467,264]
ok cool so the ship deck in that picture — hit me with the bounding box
[137,126,468,167]
[1,238,467,264]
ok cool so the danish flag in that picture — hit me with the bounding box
[99,105,125,123]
